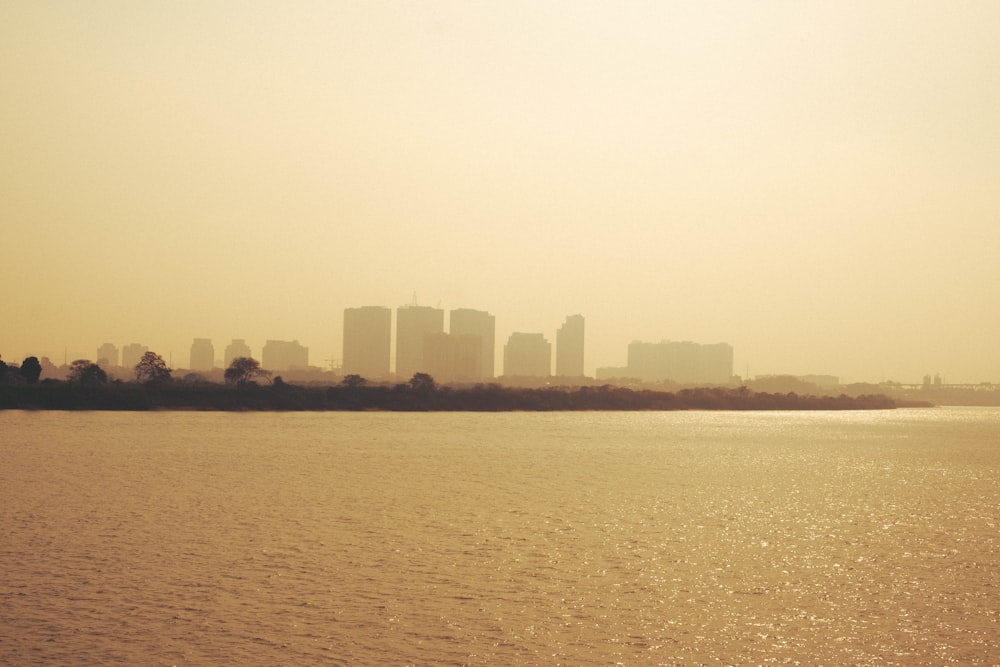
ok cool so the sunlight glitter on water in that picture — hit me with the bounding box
[1,408,998,665]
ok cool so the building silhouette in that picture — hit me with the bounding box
[262,340,309,371]
[449,308,495,379]
[96,343,119,368]
[626,340,733,385]
[423,332,484,383]
[343,306,391,379]
[121,343,148,370]
[555,314,585,377]
[503,332,551,378]
[189,338,214,371]
[224,339,253,367]
[395,305,444,378]
[452,334,485,381]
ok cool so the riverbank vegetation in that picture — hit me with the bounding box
[1,375,906,412]
[0,354,925,411]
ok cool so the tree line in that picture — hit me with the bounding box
[0,352,271,387]
[0,353,905,411]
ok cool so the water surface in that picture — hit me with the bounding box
[1,408,998,665]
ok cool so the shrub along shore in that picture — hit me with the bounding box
[0,379,921,412]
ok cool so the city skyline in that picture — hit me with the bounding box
[1,290,991,385]
[2,3,998,385]
[1,294,989,385]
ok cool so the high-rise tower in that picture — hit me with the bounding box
[262,340,308,371]
[395,305,444,378]
[449,308,495,379]
[96,343,119,368]
[555,314,585,377]
[189,338,215,371]
[121,343,148,370]
[343,306,391,379]
[224,339,253,367]
[503,332,551,378]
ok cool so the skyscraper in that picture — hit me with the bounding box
[555,314,585,377]
[395,305,444,378]
[262,340,309,371]
[343,306,391,379]
[423,332,483,383]
[96,343,119,368]
[503,332,551,378]
[224,339,253,367]
[121,343,148,370]
[449,308,495,379]
[189,338,214,371]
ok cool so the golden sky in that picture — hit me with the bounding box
[2,1,998,383]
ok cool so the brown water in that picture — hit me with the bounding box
[1,408,998,665]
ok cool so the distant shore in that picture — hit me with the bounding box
[0,381,925,412]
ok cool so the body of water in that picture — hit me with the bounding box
[1,408,998,665]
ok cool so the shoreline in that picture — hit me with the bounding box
[1,382,922,412]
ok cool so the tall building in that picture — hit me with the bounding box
[503,332,551,378]
[555,314,585,377]
[262,340,309,371]
[449,308,495,379]
[224,339,253,367]
[627,340,733,385]
[96,343,119,368]
[423,332,483,383]
[452,334,485,381]
[189,338,214,371]
[395,305,444,378]
[121,343,148,369]
[343,306,391,379]
[700,343,735,385]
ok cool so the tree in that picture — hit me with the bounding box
[135,351,172,384]
[224,357,270,386]
[341,374,367,388]
[20,356,42,383]
[408,372,437,393]
[67,359,108,385]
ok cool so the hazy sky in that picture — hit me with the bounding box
[3,1,998,383]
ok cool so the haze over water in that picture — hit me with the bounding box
[2,408,998,665]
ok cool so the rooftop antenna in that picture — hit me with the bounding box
[411,292,419,306]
